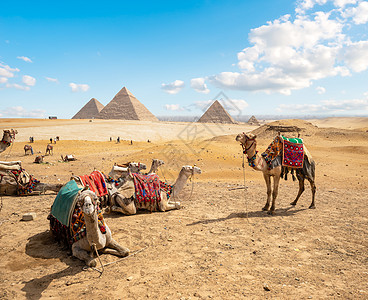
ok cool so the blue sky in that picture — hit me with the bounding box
[1,0,368,118]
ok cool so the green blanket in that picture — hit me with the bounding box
[51,180,82,226]
[281,135,303,144]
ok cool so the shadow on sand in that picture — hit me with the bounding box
[21,230,84,300]
[186,206,308,226]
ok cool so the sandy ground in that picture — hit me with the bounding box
[0,117,368,299]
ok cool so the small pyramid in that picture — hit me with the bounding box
[72,98,104,119]
[197,100,236,124]
[247,115,260,126]
[97,87,158,121]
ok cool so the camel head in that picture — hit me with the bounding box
[152,159,165,167]
[2,129,17,144]
[236,132,257,145]
[181,165,202,177]
[77,190,99,216]
[129,162,147,173]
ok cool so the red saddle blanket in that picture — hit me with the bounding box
[132,173,162,205]
[282,139,304,168]
[79,170,108,197]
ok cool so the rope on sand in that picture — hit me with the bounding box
[84,245,149,276]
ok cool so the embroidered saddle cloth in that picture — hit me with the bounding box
[262,136,304,169]
[281,136,304,168]
[79,170,108,197]
[132,173,162,204]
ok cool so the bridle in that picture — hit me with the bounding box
[240,133,256,154]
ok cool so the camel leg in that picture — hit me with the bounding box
[262,174,272,211]
[114,196,137,215]
[72,243,96,267]
[307,178,316,209]
[290,176,305,206]
[159,200,181,212]
[102,238,130,257]
[268,175,281,215]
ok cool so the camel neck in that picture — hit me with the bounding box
[245,144,264,171]
[172,170,189,198]
[84,211,103,248]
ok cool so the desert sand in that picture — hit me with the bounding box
[0,117,368,299]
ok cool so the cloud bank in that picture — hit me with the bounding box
[206,0,368,95]
[161,80,185,94]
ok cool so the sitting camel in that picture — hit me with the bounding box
[46,144,53,155]
[24,144,33,155]
[49,188,129,267]
[61,154,76,162]
[145,159,165,174]
[0,161,62,195]
[34,155,44,164]
[0,129,17,154]
[109,165,202,215]
[108,162,147,180]
[236,132,316,215]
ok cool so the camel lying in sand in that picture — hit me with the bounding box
[0,129,17,154]
[109,165,202,215]
[0,161,62,195]
[49,187,129,267]
[236,132,316,215]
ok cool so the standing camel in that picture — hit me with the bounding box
[236,132,316,215]
[0,129,17,154]
[24,145,33,155]
[110,165,201,215]
[46,144,53,155]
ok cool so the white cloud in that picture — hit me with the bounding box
[161,80,185,94]
[190,78,210,94]
[0,106,45,118]
[277,97,368,113]
[164,104,185,111]
[343,1,368,24]
[0,77,8,84]
[45,77,59,83]
[0,63,19,78]
[22,75,36,86]
[206,1,368,95]
[5,83,30,91]
[17,56,33,63]
[69,82,90,92]
[316,86,326,94]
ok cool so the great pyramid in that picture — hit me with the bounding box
[72,98,104,119]
[97,87,158,121]
[197,100,236,124]
[247,115,260,126]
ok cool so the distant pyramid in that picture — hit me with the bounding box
[247,115,260,126]
[197,100,236,124]
[97,87,158,121]
[72,98,104,119]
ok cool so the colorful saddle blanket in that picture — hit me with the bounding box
[79,170,108,197]
[70,204,106,242]
[282,136,304,168]
[132,173,162,205]
[262,136,304,169]
[49,180,106,246]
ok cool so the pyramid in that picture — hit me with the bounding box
[97,87,158,121]
[72,98,104,119]
[247,115,260,126]
[197,100,236,124]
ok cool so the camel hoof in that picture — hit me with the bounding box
[87,258,97,267]
[120,248,130,257]
[290,201,297,206]
[267,210,275,215]
[262,206,269,211]
[105,207,111,214]
[309,205,316,209]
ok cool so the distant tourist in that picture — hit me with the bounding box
[110,137,112,142]
[117,137,120,143]
[50,138,53,144]
[130,140,133,145]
